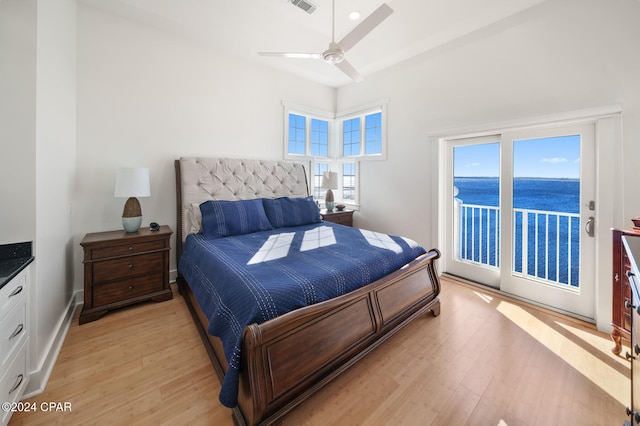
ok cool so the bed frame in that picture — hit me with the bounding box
[174,157,441,426]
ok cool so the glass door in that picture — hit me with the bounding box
[444,136,501,288]
[443,123,596,319]
[500,124,595,319]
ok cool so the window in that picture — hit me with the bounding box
[288,114,307,156]
[310,119,329,157]
[343,118,361,156]
[338,108,386,160]
[365,112,382,155]
[283,100,387,207]
[342,162,356,201]
[313,162,329,200]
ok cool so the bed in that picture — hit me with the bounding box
[174,157,441,425]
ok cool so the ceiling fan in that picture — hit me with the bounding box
[258,0,393,82]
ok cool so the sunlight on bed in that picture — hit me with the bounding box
[360,229,403,253]
[496,301,629,406]
[300,226,336,252]
[247,232,294,264]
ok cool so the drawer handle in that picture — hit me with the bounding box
[9,324,24,340]
[128,246,134,251]
[8,374,23,395]
[128,285,134,291]
[128,264,134,270]
[9,286,23,298]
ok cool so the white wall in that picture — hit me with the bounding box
[0,0,77,396]
[31,0,77,394]
[336,0,640,330]
[74,4,336,287]
[0,0,36,244]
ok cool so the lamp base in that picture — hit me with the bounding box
[122,216,142,233]
[325,188,335,212]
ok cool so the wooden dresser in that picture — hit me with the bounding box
[80,226,173,324]
[613,229,640,355]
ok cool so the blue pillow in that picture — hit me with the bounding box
[263,196,321,228]
[199,199,273,239]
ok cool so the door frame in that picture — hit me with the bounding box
[432,105,622,331]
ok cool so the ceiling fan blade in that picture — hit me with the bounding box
[335,59,363,82]
[258,52,322,59]
[337,3,393,53]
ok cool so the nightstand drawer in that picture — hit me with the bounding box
[329,215,352,225]
[90,240,166,260]
[93,273,163,306]
[93,252,163,283]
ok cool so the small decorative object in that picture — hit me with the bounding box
[336,204,345,211]
[322,171,338,211]
[633,217,640,229]
[114,167,151,233]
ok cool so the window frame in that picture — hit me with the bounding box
[336,100,388,162]
[283,100,387,208]
[283,103,334,162]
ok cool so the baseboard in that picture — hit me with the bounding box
[22,290,82,399]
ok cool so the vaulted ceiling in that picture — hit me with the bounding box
[79,0,548,87]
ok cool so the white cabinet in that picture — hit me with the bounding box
[0,266,30,426]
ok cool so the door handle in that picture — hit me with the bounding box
[585,216,595,237]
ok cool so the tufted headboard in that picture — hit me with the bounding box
[174,157,309,256]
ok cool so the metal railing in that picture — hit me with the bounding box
[457,203,579,287]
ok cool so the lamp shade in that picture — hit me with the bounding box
[114,167,150,198]
[321,171,338,190]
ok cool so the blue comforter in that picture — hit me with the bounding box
[178,222,426,408]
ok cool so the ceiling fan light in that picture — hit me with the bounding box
[323,52,343,64]
[322,43,344,64]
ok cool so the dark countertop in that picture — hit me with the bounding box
[0,241,34,290]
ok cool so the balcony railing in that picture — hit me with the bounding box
[457,203,580,287]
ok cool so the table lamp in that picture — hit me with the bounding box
[322,171,338,211]
[114,167,150,232]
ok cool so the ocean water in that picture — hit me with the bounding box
[454,177,579,213]
[454,177,580,286]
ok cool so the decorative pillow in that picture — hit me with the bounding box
[199,199,273,239]
[188,203,202,234]
[263,196,321,228]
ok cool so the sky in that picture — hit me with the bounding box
[454,135,581,179]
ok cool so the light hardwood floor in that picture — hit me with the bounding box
[9,277,629,425]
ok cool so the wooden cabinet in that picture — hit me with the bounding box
[320,209,354,227]
[612,229,640,355]
[0,266,30,426]
[80,226,172,324]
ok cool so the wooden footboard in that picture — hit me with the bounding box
[178,249,440,426]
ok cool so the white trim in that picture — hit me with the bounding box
[281,100,334,119]
[23,290,81,398]
[428,104,623,139]
[335,98,390,119]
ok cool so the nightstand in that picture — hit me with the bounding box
[79,225,173,324]
[320,209,354,227]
